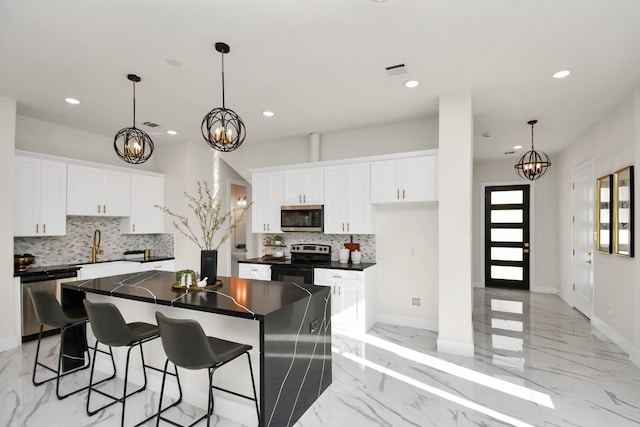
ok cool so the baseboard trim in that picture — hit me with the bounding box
[437,338,474,357]
[530,286,558,294]
[592,315,640,369]
[376,313,438,332]
[0,336,20,353]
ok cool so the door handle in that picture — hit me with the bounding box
[585,259,592,264]
[587,250,592,256]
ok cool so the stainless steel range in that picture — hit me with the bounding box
[270,244,331,285]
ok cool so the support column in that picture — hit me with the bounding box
[438,92,474,357]
[0,96,18,352]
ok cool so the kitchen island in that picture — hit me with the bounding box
[61,270,332,427]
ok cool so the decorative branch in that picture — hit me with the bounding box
[155,181,251,251]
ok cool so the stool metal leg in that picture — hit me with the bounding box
[31,322,93,400]
[156,359,184,427]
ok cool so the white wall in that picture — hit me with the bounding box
[556,93,637,347]
[472,158,559,292]
[0,97,17,351]
[16,115,157,172]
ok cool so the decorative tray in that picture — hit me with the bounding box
[171,279,223,291]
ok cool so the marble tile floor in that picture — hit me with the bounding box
[2,287,640,426]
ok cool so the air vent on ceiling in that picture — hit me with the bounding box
[385,63,408,77]
[142,121,160,128]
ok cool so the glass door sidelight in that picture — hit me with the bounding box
[484,185,530,290]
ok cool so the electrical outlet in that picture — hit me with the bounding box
[411,296,422,307]
[608,305,613,316]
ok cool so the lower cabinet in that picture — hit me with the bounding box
[139,259,175,272]
[238,263,271,280]
[314,266,376,332]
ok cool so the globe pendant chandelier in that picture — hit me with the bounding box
[201,42,246,152]
[113,74,154,164]
[514,119,551,180]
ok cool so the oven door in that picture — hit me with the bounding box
[270,264,314,285]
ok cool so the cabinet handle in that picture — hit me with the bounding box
[35,224,39,233]
[133,224,136,232]
[403,189,406,199]
[103,205,106,214]
[347,223,350,232]
[299,195,302,203]
[332,274,342,278]
[397,189,400,199]
[251,268,258,271]
[97,204,101,213]
[267,223,270,231]
[303,195,306,203]
[43,224,46,234]
[342,223,345,232]
[338,286,341,296]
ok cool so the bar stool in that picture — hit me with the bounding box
[83,300,182,427]
[154,312,260,427]
[28,287,95,399]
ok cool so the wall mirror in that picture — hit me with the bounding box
[613,166,634,257]
[596,174,613,253]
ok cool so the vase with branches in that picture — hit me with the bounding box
[156,181,251,281]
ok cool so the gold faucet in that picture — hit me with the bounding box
[91,229,103,263]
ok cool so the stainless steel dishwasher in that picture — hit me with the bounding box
[21,269,78,342]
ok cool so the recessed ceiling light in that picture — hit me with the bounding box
[65,98,80,105]
[167,130,177,135]
[513,145,522,149]
[404,80,419,88]
[552,70,571,79]
[262,111,274,117]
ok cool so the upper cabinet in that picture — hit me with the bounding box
[370,154,438,203]
[283,167,324,205]
[121,173,165,234]
[67,164,131,216]
[324,163,373,234]
[252,171,283,233]
[14,155,67,236]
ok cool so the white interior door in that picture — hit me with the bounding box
[572,160,595,318]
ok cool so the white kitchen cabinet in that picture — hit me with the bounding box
[251,171,283,233]
[238,263,271,280]
[121,173,165,234]
[14,155,67,236]
[314,266,376,332]
[67,164,131,216]
[370,154,438,203]
[324,163,373,234]
[139,259,175,272]
[283,167,324,205]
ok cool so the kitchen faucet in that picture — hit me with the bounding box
[92,229,103,263]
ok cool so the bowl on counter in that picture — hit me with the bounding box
[14,254,36,272]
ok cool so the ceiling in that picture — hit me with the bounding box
[2,0,640,161]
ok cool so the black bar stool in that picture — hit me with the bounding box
[154,312,260,427]
[83,300,182,427]
[28,287,96,399]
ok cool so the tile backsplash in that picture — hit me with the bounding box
[261,233,375,262]
[14,216,174,267]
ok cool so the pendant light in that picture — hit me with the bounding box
[114,74,154,164]
[201,42,246,152]
[514,120,551,180]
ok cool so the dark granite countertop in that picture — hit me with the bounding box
[62,270,325,320]
[15,257,175,278]
[239,257,376,271]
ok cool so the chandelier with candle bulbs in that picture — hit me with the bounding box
[514,120,551,180]
[201,42,246,152]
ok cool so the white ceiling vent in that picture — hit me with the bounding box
[142,121,160,128]
[385,63,408,77]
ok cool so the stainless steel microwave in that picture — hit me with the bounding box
[280,205,324,232]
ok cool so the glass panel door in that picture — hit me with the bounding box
[484,185,530,289]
